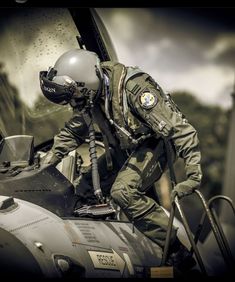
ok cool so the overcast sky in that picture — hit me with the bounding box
[97,8,235,109]
[0,7,234,109]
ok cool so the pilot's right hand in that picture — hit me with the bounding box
[40,150,61,166]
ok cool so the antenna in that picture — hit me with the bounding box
[76,36,86,50]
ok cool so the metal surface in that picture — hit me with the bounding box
[68,8,118,62]
[0,195,163,278]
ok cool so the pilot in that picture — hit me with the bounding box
[39,49,202,270]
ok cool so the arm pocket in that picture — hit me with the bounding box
[145,111,174,137]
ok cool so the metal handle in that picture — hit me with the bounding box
[193,194,235,271]
[161,192,207,275]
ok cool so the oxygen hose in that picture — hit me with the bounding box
[82,109,104,204]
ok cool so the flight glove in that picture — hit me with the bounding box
[171,179,199,200]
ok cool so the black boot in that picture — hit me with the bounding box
[166,238,196,273]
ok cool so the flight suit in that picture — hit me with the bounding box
[49,62,202,248]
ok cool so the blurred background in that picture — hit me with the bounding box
[0,7,234,217]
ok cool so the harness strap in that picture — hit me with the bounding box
[163,138,177,189]
[93,104,117,171]
[123,67,145,123]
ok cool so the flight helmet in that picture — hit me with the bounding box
[39,49,103,107]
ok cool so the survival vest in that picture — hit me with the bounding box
[101,61,154,149]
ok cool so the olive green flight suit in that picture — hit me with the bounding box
[50,62,202,248]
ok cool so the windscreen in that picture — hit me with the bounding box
[0,135,34,166]
[0,8,80,146]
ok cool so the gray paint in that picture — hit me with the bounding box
[0,196,163,278]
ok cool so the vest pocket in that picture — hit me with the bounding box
[144,110,174,138]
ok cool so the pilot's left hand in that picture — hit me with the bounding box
[171,179,199,200]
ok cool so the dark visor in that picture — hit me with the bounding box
[39,71,76,105]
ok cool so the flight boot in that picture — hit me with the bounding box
[166,238,197,273]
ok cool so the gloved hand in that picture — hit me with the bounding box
[40,150,61,166]
[171,179,199,200]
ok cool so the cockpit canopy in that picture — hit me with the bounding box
[0,8,117,146]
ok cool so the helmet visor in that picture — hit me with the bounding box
[39,71,76,105]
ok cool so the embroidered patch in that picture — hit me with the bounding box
[138,91,158,109]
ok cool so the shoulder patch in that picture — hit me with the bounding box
[138,90,158,109]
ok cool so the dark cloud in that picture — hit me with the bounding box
[100,8,235,71]
[148,8,220,46]
[214,47,235,68]
[152,43,207,72]
[215,84,234,108]
[149,8,235,69]
[150,8,235,33]
[118,38,208,73]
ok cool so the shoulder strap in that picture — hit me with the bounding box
[163,138,177,189]
[125,66,145,83]
[123,67,147,120]
[124,67,145,93]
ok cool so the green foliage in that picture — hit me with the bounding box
[172,91,230,198]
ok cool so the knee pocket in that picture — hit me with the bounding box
[111,182,130,209]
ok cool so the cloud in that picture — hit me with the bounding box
[162,64,234,108]
[98,8,222,73]
[97,8,235,109]
[215,47,235,69]
[204,35,235,69]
